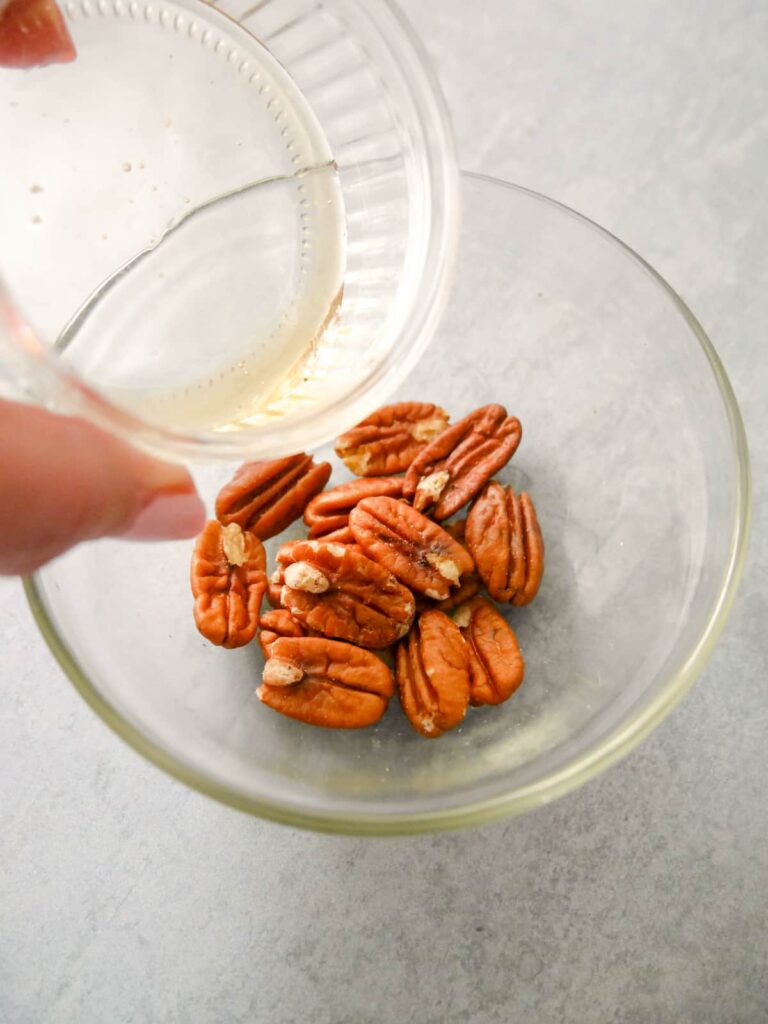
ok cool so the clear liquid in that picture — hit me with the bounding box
[0,0,346,434]
[57,163,345,432]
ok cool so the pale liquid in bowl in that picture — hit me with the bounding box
[55,165,346,432]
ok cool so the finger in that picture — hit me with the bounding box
[0,399,205,574]
[0,0,76,69]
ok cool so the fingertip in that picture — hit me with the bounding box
[122,489,207,541]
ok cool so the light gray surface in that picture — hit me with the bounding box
[1,1,767,1021]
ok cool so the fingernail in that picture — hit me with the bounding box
[123,489,206,541]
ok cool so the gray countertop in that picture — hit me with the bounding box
[1,1,767,1021]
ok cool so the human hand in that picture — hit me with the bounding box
[0,398,205,575]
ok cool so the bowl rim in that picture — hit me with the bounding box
[25,172,752,836]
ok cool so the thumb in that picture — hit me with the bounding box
[0,399,205,574]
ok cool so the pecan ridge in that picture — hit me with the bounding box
[259,636,394,729]
[277,539,415,648]
[465,482,544,605]
[454,596,525,706]
[335,401,449,476]
[216,454,331,540]
[395,610,470,737]
[304,476,403,539]
[349,496,474,601]
[403,404,522,520]
[191,520,266,648]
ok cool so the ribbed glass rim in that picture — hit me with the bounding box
[25,175,751,836]
[1,0,460,462]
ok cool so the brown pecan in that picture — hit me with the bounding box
[453,597,524,706]
[258,637,394,729]
[258,608,307,656]
[465,482,544,605]
[191,521,266,648]
[395,610,470,737]
[335,401,449,476]
[304,476,403,538]
[277,540,415,648]
[403,404,522,519]
[349,496,474,601]
[216,454,331,540]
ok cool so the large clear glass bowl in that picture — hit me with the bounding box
[26,174,750,834]
[0,0,458,460]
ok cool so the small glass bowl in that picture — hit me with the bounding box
[0,0,459,459]
[26,174,750,834]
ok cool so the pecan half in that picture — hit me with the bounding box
[395,610,470,737]
[258,608,307,656]
[216,454,331,540]
[454,597,524,706]
[304,476,403,538]
[465,482,544,605]
[258,636,394,729]
[191,521,266,648]
[403,404,522,519]
[349,496,474,601]
[335,402,449,476]
[278,540,415,648]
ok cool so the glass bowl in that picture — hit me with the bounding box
[0,0,458,460]
[26,174,750,834]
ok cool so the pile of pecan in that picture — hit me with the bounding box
[190,401,544,738]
